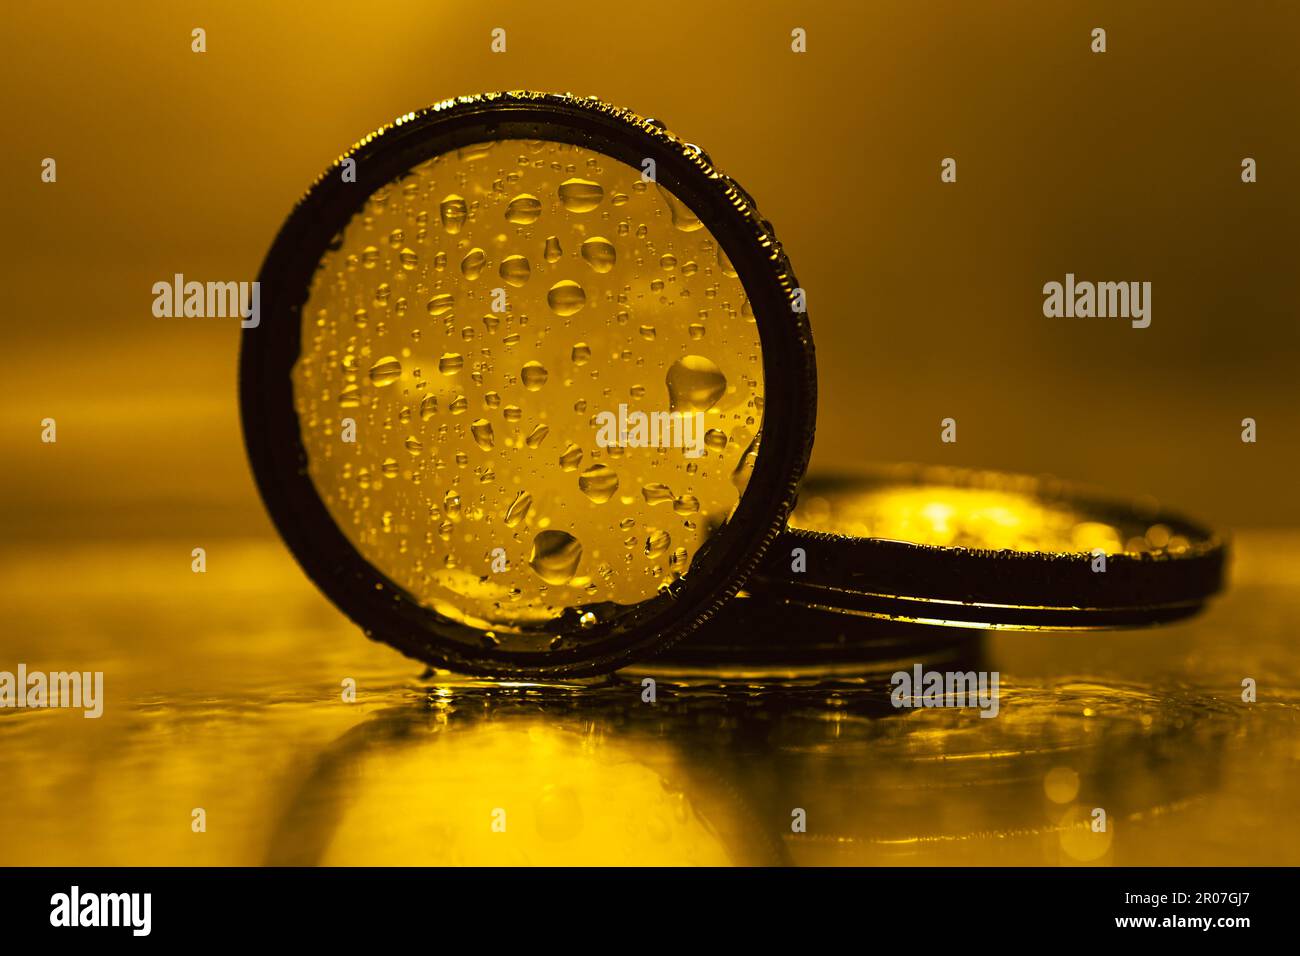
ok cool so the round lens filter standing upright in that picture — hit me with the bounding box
[240,92,816,679]
[750,465,1228,629]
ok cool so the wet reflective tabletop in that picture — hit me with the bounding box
[1,531,1297,866]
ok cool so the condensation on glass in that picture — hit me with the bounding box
[292,139,764,644]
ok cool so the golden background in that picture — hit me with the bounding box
[1,1,1298,866]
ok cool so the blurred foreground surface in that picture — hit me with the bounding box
[1,531,1296,866]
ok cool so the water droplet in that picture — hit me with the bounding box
[426,293,455,316]
[405,436,424,456]
[449,395,469,414]
[644,528,671,559]
[381,458,399,478]
[368,357,402,386]
[505,193,542,224]
[558,178,603,213]
[499,255,531,287]
[559,443,584,471]
[440,194,467,233]
[544,235,563,262]
[673,494,700,514]
[659,254,677,271]
[642,483,674,506]
[665,355,727,412]
[470,418,494,450]
[504,490,533,528]
[580,237,616,273]
[655,184,703,232]
[732,432,759,493]
[419,394,438,419]
[438,352,464,375]
[571,342,591,365]
[704,428,727,452]
[460,248,487,279]
[503,405,523,422]
[547,280,586,316]
[361,245,380,268]
[529,530,583,585]
[578,464,619,503]
[525,424,549,448]
[521,361,548,390]
[717,246,737,277]
[579,611,597,628]
[399,248,419,271]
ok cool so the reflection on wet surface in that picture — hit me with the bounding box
[1,532,1297,865]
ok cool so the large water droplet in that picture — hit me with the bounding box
[438,352,464,375]
[580,237,616,273]
[529,530,583,585]
[665,355,726,412]
[547,280,586,316]
[558,178,603,212]
[578,464,619,503]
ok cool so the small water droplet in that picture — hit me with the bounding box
[547,280,586,316]
[504,490,533,527]
[544,235,563,262]
[521,361,549,390]
[369,357,402,386]
[440,194,468,233]
[426,293,455,316]
[559,443,584,471]
[642,483,674,506]
[505,193,542,224]
[499,255,531,287]
[460,248,487,279]
[399,248,419,271]
[655,184,703,232]
[470,418,495,450]
[571,342,591,365]
[580,237,616,273]
[438,352,464,375]
[526,424,550,448]
[644,528,671,559]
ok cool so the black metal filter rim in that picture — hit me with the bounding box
[750,465,1228,629]
[647,590,984,667]
[238,92,817,679]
